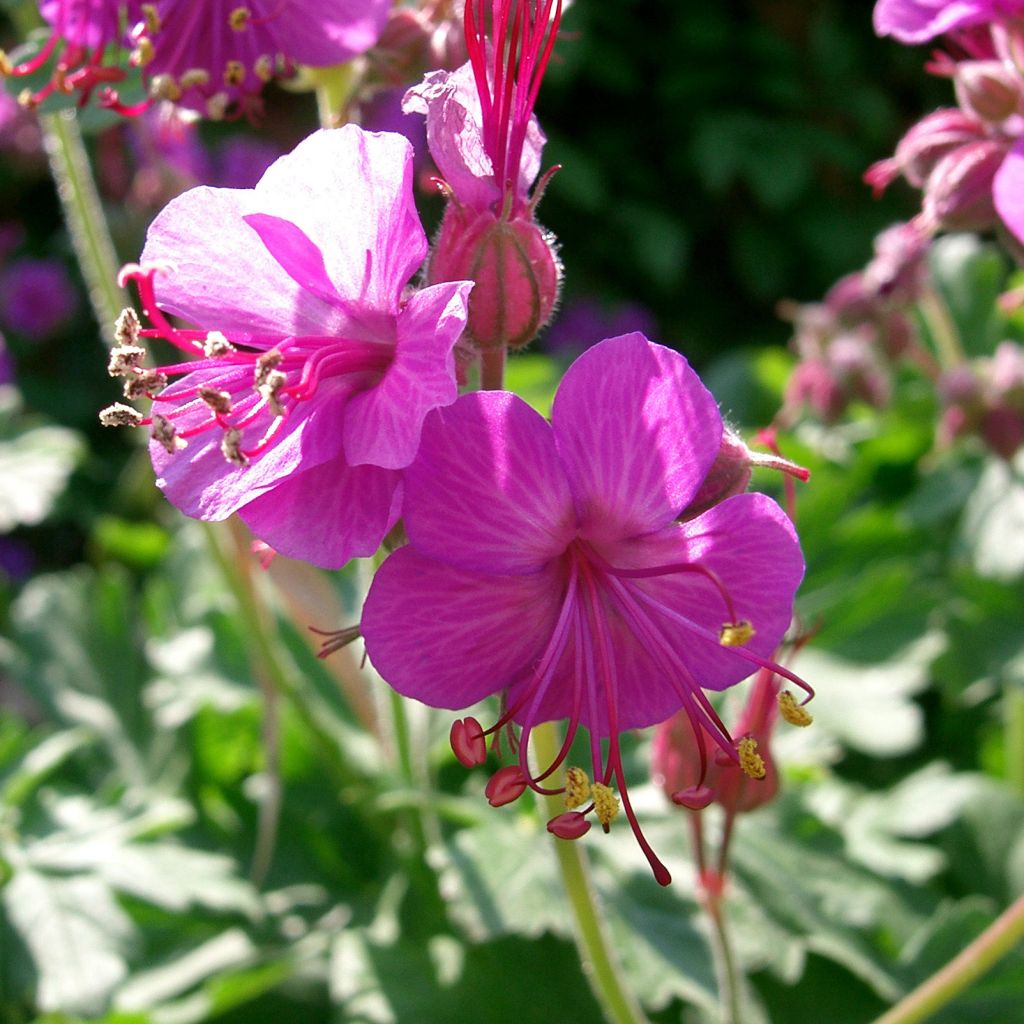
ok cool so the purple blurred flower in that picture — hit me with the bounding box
[7,1,389,118]
[103,126,471,568]
[544,295,659,353]
[0,259,78,340]
[362,334,806,884]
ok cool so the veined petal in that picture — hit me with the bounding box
[402,391,577,574]
[362,547,563,709]
[404,65,500,211]
[238,456,401,569]
[343,281,471,469]
[268,0,390,65]
[551,333,723,543]
[251,127,426,317]
[141,186,348,337]
[601,492,804,693]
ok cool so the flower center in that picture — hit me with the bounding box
[101,263,393,465]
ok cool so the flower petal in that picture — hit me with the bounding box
[250,127,426,317]
[238,456,401,569]
[402,391,577,574]
[994,138,1024,245]
[362,547,562,709]
[141,186,346,337]
[599,492,804,695]
[343,281,471,469]
[267,0,390,65]
[551,333,723,543]
[873,0,999,43]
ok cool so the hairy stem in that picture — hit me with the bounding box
[40,109,125,339]
[872,894,1024,1024]
[532,721,652,1024]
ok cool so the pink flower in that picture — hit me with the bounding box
[102,126,471,568]
[873,0,1024,44]
[362,334,807,884]
[403,0,562,351]
[6,1,389,118]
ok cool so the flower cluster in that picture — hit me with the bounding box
[3,1,389,118]
[99,0,810,886]
[869,0,1024,244]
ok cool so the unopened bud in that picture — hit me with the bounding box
[955,60,1024,123]
[429,206,561,351]
[921,139,1006,233]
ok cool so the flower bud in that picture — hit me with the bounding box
[429,205,562,351]
[864,108,988,195]
[652,668,782,817]
[981,403,1024,458]
[921,139,1007,233]
[678,429,753,520]
[955,60,1024,124]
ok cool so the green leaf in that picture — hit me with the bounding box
[958,453,1024,581]
[0,421,83,531]
[3,868,133,1016]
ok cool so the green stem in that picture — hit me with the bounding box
[308,62,360,128]
[705,899,741,1024]
[872,894,1024,1024]
[202,522,358,793]
[1005,687,1024,797]
[916,285,965,371]
[532,722,652,1024]
[39,108,125,338]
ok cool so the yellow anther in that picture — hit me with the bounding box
[592,783,619,829]
[229,6,251,31]
[563,767,591,809]
[259,369,288,416]
[149,73,182,102]
[141,3,161,34]
[18,88,38,110]
[254,54,274,82]
[0,50,13,76]
[131,37,154,67]
[737,737,766,780]
[180,68,211,90]
[719,619,755,647]
[223,60,246,87]
[206,91,231,121]
[778,690,814,727]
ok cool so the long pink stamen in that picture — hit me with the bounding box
[625,583,815,701]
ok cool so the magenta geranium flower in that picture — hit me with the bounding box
[102,126,471,568]
[5,1,389,117]
[873,0,1024,43]
[362,334,808,884]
